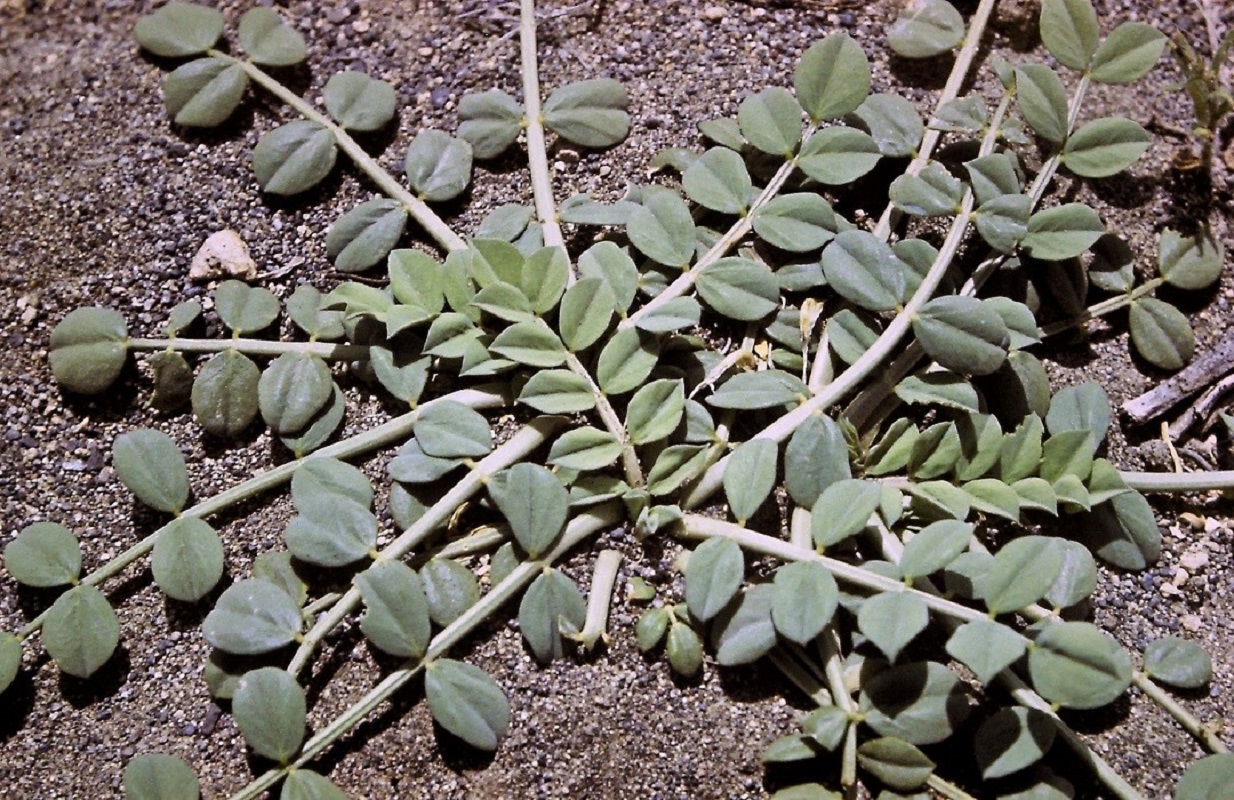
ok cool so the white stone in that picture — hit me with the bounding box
[189,230,257,282]
[1180,549,1210,571]
[1181,614,1203,632]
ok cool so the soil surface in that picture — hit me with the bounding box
[1,0,1232,798]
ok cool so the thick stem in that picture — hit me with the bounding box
[872,0,1000,241]
[1131,671,1230,753]
[230,501,621,800]
[210,51,466,253]
[568,549,623,650]
[17,384,510,640]
[287,416,568,677]
[621,134,814,330]
[1121,469,1234,492]
[128,336,370,360]
[565,352,644,486]
[518,0,565,250]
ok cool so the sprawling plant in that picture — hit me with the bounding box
[4,0,1233,797]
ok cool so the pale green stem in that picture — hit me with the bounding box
[518,0,565,250]
[287,416,568,677]
[230,501,621,800]
[767,647,832,707]
[302,593,341,618]
[1027,74,1091,208]
[1131,670,1229,753]
[128,336,370,360]
[872,0,1001,241]
[567,549,623,650]
[817,628,858,791]
[681,141,986,508]
[789,506,812,551]
[620,129,816,331]
[430,525,508,563]
[1121,470,1234,492]
[872,523,1147,800]
[209,51,466,253]
[565,351,644,486]
[1038,277,1165,338]
[17,384,509,640]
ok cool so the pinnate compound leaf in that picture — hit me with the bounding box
[854,93,923,157]
[738,87,803,156]
[822,230,905,312]
[857,738,935,791]
[946,619,1028,683]
[204,579,303,655]
[163,58,249,127]
[548,427,622,471]
[458,89,523,158]
[1090,23,1166,84]
[326,199,408,273]
[724,438,777,523]
[238,7,306,66]
[711,584,777,666]
[1040,0,1099,70]
[685,537,744,622]
[4,522,81,588]
[899,520,972,579]
[356,560,431,660]
[425,659,510,751]
[913,296,1010,376]
[113,429,190,514]
[860,661,969,745]
[794,33,871,121]
[1027,621,1131,708]
[983,536,1065,614]
[889,161,963,217]
[683,147,753,214]
[887,0,964,58]
[557,277,616,351]
[489,464,568,558]
[1130,298,1194,370]
[284,502,377,567]
[1061,117,1150,178]
[543,79,629,148]
[975,707,1057,779]
[858,592,928,662]
[193,351,260,437]
[797,127,881,185]
[696,257,781,321]
[49,307,129,395]
[752,193,838,251]
[323,71,397,131]
[1158,230,1224,291]
[280,770,348,800]
[252,120,338,195]
[233,668,305,763]
[123,753,200,800]
[1142,637,1212,689]
[519,569,587,663]
[135,2,223,56]
[771,562,837,645]
[405,130,473,202]
[415,399,492,458]
[421,558,481,626]
[43,585,119,678]
[1014,65,1070,145]
[812,479,881,547]
[627,190,696,267]
[707,370,806,410]
[151,517,224,602]
[1021,203,1105,261]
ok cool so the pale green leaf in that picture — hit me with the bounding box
[889,161,963,217]
[596,328,660,394]
[284,502,377,567]
[707,369,806,410]
[458,89,523,159]
[682,147,753,214]
[785,415,851,506]
[163,57,248,127]
[233,667,305,762]
[798,127,881,185]
[888,0,965,58]
[812,479,881,547]
[548,427,622,471]
[405,130,473,202]
[899,520,972,579]
[1158,229,1224,290]
[421,558,481,627]
[859,661,969,744]
[193,351,260,437]
[488,463,568,558]
[238,7,306,66]
[1028,621,1131,708]
[627,190,696,267]
[1142,637,1212,689]
[711,584,776,666]
[946,619,1028,683]
[913,295,1010,376]
[258,353,333,435]
[43,585,120,678]
[1090,23,1166,84]
[1040,0,1099,70]
[519,569,586,663]
[542,78,629,148]
[557,277,616,351]
[203,579,303,655]
[415,399,492,458]
[151,517,224,602]
[326,199,408,273]
[853,93,923,157]
[253,120,338,195]
[215,280,280,334]
[280,770,348,800]
[975,707,1057,779]
[626,379,685,445]
[4,522,81,588]
[123,753,200,800]
[794,33,872,120]
[857,592,928,662]
[135,2,223,57]
[724,438,777,523]
[1130,297,1194,370]
[752,193,838,251]
[1015,65,1070,144]
[1061,117,1151,177]
[738,87,803,156]
[1021,203,1105,260]
[323,71,397,131]
[49,307,129,395]
[113,429,190,514]
[696,257,780,321]
[983,536,1065,614]
[425,659,510,751]
[685,536,744,622]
